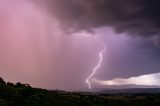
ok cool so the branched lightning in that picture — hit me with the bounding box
[86,36,106,89]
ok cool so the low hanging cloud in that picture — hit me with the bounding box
[93,72,160,86]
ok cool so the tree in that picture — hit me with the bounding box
[0,77,6,85]
[0,99,7,106]
[7,82,14,86]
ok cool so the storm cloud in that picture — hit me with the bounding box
[32,0,160,37]
[31,0,160,88]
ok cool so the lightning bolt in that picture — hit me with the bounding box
[86,36,106,89]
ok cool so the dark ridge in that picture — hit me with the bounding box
[0,77,160,106]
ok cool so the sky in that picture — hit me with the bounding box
[0,0,160,91]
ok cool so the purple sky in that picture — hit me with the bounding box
[0,0,160,91]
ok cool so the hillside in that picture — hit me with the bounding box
[0,77,160,106]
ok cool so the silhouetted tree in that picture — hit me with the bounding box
[15,82,23,88]
[0,77,6,85]
[0,99,7,106]
[7,82,14,86]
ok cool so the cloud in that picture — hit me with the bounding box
[93,72,160,86]
[32,0,160,37]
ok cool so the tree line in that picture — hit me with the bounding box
[0,77,160,106]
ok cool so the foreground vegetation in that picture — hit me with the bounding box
[0,77,160,106]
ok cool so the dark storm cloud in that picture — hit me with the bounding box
[32,0,160,37]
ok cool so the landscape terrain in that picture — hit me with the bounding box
[0,77,160,106]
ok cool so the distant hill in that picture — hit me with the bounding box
[97,88,160,94]
[0,77,160,106]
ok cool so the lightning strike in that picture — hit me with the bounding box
[72,32,106,89]
[86,36,106,89]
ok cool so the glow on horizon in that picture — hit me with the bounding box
[93,72,160,86]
